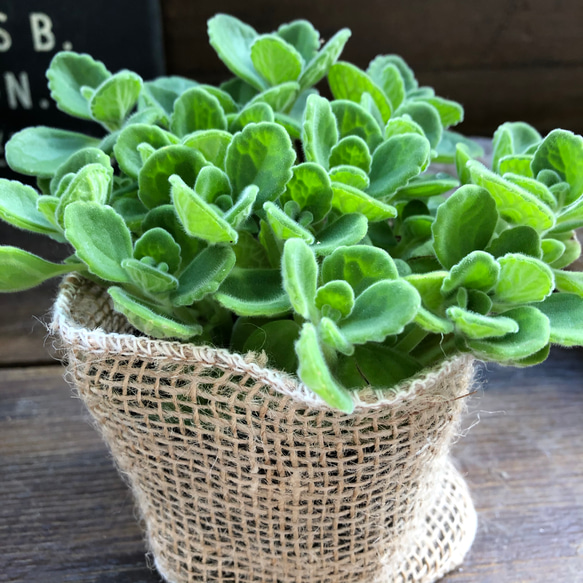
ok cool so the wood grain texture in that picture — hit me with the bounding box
[159,0,583,136]
[1,350,582,582]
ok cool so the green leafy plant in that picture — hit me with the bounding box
[2,14,583,413]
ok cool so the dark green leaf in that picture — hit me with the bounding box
[432,185,498,269]
[486,225,542,259]
[536,293,583,346]
[242,319,301,372]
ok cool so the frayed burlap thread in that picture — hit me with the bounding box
[52,275,477,583]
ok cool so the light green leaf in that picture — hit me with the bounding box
[339,279,421,344]
[373,63,405,110]
[89,71,143,131]
[134,227,181,274]
[553,196,583,233]
[414,306,453,334]
[196,84,238,114]
[553,269,583,297]
[313,213,368,256]
[220,76,259,105]
[494,253,554,304]
[223,185,258,228]
[331,100,383,151]
[64,202,133,283]
[282,238,318,319]
[447,306,519,339]
[264,201,315,243]
[108,286,202,340]
[367,134,431,199]
[367,54,418,93]
[302,95,338,169]
[298,28,351,92]
[395,101,442,148]
[549,234,580,269]
[46,52,111,119]
[172,245,236,306]
[541,239,566,264]
[384,115,425,140]
[250,34,302,85]
[536,292,583,346]
[498,155,534,178]
[247,82,300,113]
[229,102,274,132]
[322,245,399,295]
[441,251,500,295]
[468,160,555,232]
[122,258,179,294]
[420,97,464,127]
[216,267,291,316]
[396,173,459,199]
[329,165,369,190]
[405,271,448,312]
[182,130,233,170]
[207,14,267,91]
[225,122,296,208]
[193,165,231,202]
[328,135,371,172]
[138,145,208,209]
[170,87,227,137]
[6,127,101,178]
[319,317,354,355]
[486,225,542,259]
[467,306,550,362]
[0,246,76,291]
[315,280,355,317]
[170,174,238,244]
[277,20,319,63]
[436,130,484,164]
[283,162,333,223]
[432,185,498,269]
[328,61,392,123]
[50,147,113,194]
[492,121,541,172]
[0,179,60,235]
[504,173,557,209]
[330,182,397,221]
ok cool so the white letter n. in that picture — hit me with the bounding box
[4,72,33,109]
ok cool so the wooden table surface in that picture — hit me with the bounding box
[1,286,582,583]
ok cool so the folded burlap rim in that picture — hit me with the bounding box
[51,273,474,411]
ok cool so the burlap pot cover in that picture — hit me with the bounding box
[51,275,478,583]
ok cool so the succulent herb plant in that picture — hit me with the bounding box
[2,13,583,413]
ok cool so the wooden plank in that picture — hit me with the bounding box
[1,350,582,581]
[159,0,583,135]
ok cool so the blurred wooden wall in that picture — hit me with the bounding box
[160,0,583,137]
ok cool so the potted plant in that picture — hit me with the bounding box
[2,12,583,583]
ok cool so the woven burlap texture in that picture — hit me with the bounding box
[52,275,477,583]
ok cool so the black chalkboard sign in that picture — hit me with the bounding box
[0,0,165,179]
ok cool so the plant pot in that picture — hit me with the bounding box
[51,274,477,583]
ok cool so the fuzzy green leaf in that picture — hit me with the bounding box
[373,64,405,110]
[414,306,453,334]
[207,14,266,91]
[447,306,519,339]
[216,267,291,316]
[553,196,583,232]
[315,280,355,318]
[282,238,318,319]
[322,245,399,295]
[467,306,550,362]
[420,97,463,127]
[0,179,60,235]
[432,185,498,269]
[170,174,238,244]
[395,101,442,149]
[225,122,296,208]
[331,100,383,152]
[553,269,583,297]
[396,173,458,199]
[302,95,338,169]
[108,286,202,339]
[541,239,566,264]
[384,115,425,140]
[64,202,132,283]
[223,185,258,228]
[486,225,542,259]
[339,279,420,344]
[47,52,111,119]
[492,122,541,172]
[328,62,392,123]
[283,162,333,223]
[229,102,274,133]
[405,271,449,312]
[498,155,534,178]
[6,128,101,178]
[328,135,371,172]
[297,28,351,92]
[331,182,397,221]
[436,131,484,164]
[367,54,417,93]
[250,34,303,85]
[193,166,231,202]
[171,87,227,137]
[536,292,583,346]
[313,213,368,256]
[504,173,557,209]
[134,228,181,274]
[197,84,238,114]
[89,71,143,131]
[138,145,208,209]
[51,147,113,194]
[0,247,76,291]
[295,323,354,412]
[441,251,500,295]
[329,165,369,190]
[122,258,179,294]
[367,134,431,199]
[182,130,233,170]
[172,245,236,306]
[277,20,320,63]
[247,82,300,113]
[319,317,354,355]
[264,201,315,243]
[494,253,554,305]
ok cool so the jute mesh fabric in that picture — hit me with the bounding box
[52,275,477,583]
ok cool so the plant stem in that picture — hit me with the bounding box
[394,326,429,354]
